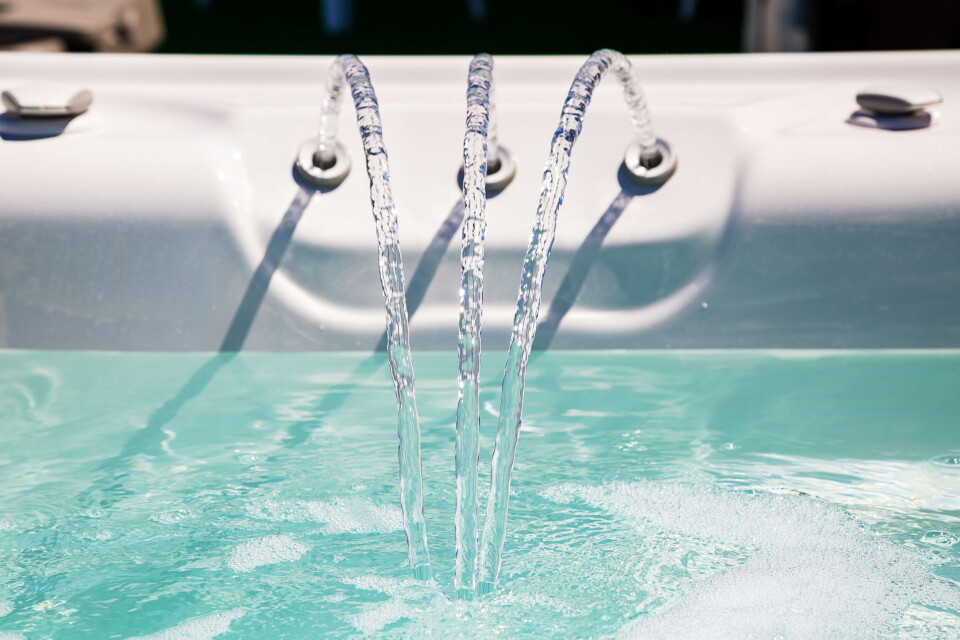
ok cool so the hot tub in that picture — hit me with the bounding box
[0,52,958,639]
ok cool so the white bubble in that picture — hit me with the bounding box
[127,608,245,640]
[227,534,307,573]
[541,482,960,639]
[342,576,444,635]
[351,598,412,635]
[245,497,402,534]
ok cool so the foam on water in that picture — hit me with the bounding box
[128,609,245,640]
[227,535,308,572]
[0,632,25,640]
[245,497,403,534]
[542,482,960,639]
[350,598,412,635]
[341,576,446,635]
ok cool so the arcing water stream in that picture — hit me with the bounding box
[476,49,662,591]
[453,53,496,596]
[316,54,431,577]
[312,50,662,591]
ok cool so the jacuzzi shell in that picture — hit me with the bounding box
[0,51,958,351]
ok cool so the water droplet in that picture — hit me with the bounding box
[701,301,709,310]
[929,454,960,468]
[920,530,959,547]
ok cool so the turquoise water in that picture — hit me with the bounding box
[0,350,959,639]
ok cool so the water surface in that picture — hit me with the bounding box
[0,350,958,638]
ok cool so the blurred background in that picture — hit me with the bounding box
[1,0,959,54]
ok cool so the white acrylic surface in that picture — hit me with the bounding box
[0,52,958,350]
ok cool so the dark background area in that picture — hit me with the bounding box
[2,0,960,54]
[158,0,745,55]
[156,0,960,55]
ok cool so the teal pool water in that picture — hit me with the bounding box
[0,350,958,639]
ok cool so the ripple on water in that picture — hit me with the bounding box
[930,454,960,468]
[149,509,194,524]
[0,371,56,419]
[921,531,960,547]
